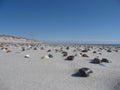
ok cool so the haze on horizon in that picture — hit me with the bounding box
[0,0,120,44]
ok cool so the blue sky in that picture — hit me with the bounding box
[0,0,120,44]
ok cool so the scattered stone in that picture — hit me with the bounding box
[6,50,11,53]
[115,50,118,52]
[21,47,25,51]
[75,53,79,56]
[48,54,53,58]
[0,44,3,47]
[73,50,76,52]
[101,58,110,63]
[24,55,30,58]
[47,50,51,52]
[41,55,49,59]
[81,49,88,53]
[66,47,69,50]
[62,51,68,57]
[34,47,37,50]
[41,47,44,50]
[80,53,83,55]
[90,58,101,64]
[72,67,93,77]
[82,54,89,57]
[107,49,112,52]
[55,49,59,52]
[93,51,97,53]
[78,68,93,77]
[65,55,75,61]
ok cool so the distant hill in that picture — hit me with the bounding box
[0,35,40,43]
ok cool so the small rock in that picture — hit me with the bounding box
[66,47,69,50]
[90,58,101,64]
[47,50,51,52]
[65,55,75,61]
[107,49,112,52]
[6,50,11,53]
[101,58,110,63]
[93,51,97,53]
[78,68,93,77]
[82,54,89,57]
[34,47,37,50]
[41,55,49,59]
[24,55,30,58]
[72,67,93,77]
[48,54,53,58]
[62,51,68,57]
[81,49,88,53]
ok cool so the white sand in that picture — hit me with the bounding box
[0,43,120,90]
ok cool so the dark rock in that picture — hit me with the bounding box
[34,47,37,50]
[107,49,112,52]
[48,54,53,58]
[81,49,88,53]
[62,51,68,57]
[21,47,25,51]
[66,47,69,50]
[65,55,75,61]
[93,51,97,53]
[82,54,89,57]
[73,50,76,52]
[6,50,11,53]
[78,68,93,77]
[72,67,93,77]
[115,50,118,52]
[55,49,59,52]
[101,58,110,63]
[47,49,51,52]
[41,47,44,50]
[90,58,101,64]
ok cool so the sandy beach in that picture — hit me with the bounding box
[0,42,120,90]
[1,0,120,89]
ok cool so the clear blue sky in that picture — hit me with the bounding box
[0,0,120,43]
